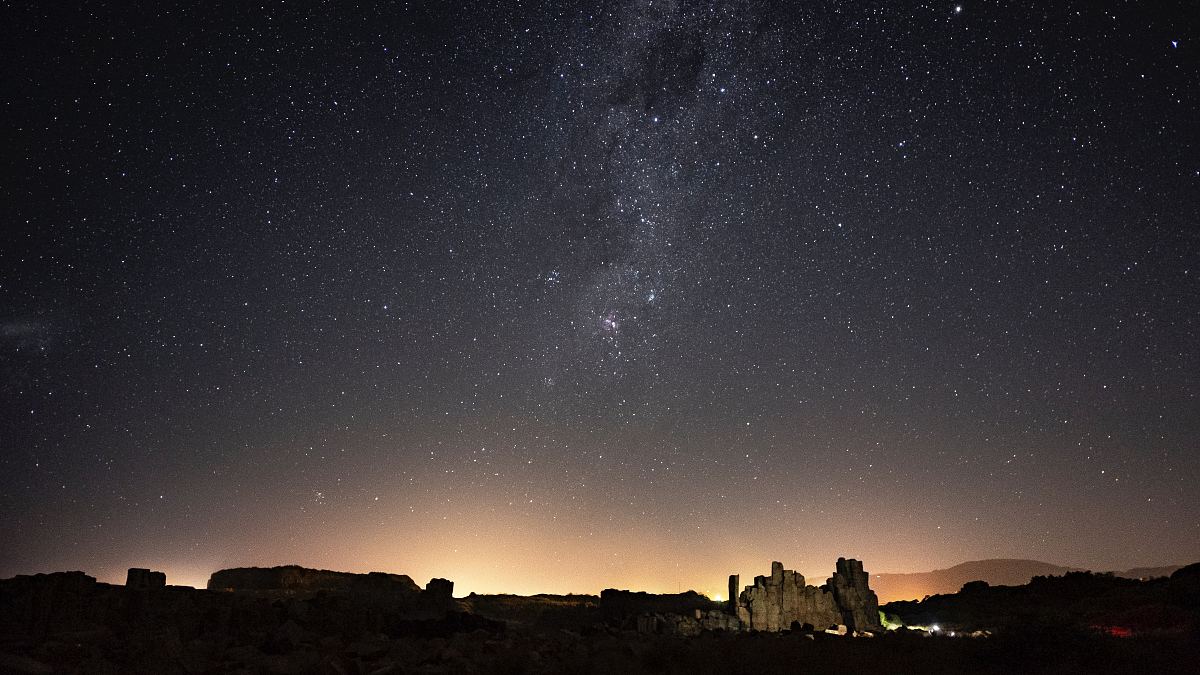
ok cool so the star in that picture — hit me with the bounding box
[2,0,1195,600]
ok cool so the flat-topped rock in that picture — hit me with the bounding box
[426,578,454,598]
[126,567,166,589]
[207,565,421,596]
[600,589,717,618]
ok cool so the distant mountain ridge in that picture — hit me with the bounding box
[871,559,1184,602]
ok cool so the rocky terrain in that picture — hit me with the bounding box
[0,561,1196,673]
[732,559,881,633]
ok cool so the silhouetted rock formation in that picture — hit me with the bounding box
[4,561,1198,672]
[207,565,421,597]
[125,567,165,589]
[0,572,100,642]
[600,589,716,619]
[0,567,483,672]
[464,593,599,629]
[426,577,454,598]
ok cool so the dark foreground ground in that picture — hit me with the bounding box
[2,567,1198,674]
[2,619,1197,674]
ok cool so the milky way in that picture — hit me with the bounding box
[2,1,1198,594]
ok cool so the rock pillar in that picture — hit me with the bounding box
[829,557,882,632]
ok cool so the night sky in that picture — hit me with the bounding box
[3,1,1198,595]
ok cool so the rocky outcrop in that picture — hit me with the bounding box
[829,557,882,632]
[732,559,882,633]
[426,577,454,599]
[0,572,102,642]
[0,569,499,673]
[125,567,166,589]
[600,589,717,620]
[3,560,1197,672]
[736,561,842,631]
[207,565,421,597]
[624,558,883,635]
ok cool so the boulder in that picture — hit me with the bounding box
[126,568,166,589]
[426,578,454,599]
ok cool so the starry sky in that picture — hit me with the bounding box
[2,1,1198,595]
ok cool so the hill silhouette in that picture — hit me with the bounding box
[872,559,1183,602]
